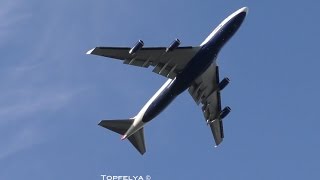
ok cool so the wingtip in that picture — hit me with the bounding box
[121,134,127,140]
[98,120,104,126]
[140,151,146,155]
[86,48,95,55]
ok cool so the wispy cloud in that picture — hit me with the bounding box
[0,0,84,157]
[0,55,82,125]
[0,88,80,124]
[0,0,82,122]
[0,70,83,159]
[0,69,85,159]
[0,0,42,159]
[0,0,31,43]
[0,124,43,160]
[0,0,93,162]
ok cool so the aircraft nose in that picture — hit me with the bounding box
[235,7,248,21]
[241,7,249,14]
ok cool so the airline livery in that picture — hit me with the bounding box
[87,7,248,155]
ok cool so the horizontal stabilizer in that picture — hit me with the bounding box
[98,119,146,155]
[99,119,132,135]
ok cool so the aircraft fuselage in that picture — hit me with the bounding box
[124,7,248,139]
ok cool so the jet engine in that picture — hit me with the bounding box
[166,39,181,52]
[218,77,230,91]
[220,106,231,119]
[129,40,144,54]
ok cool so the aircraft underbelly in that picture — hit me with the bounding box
[141,49,217,123]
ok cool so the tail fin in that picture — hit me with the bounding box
[98,119,146,155]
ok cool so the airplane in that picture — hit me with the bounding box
[86,7,248,155]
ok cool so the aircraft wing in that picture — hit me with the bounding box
[188,63,230,146]
[87,46,200,79]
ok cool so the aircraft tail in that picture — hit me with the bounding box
[98,119,146,155]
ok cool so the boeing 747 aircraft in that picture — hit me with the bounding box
[87,7,248,155]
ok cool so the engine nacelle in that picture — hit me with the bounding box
[166,39,181,52]
[218,77,230,91]
[129,40,144,54]
[220,106,231,119]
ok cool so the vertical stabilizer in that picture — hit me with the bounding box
[128,128,146,155]
[98,119,146,155]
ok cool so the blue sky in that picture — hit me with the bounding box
[0,0,319,179]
